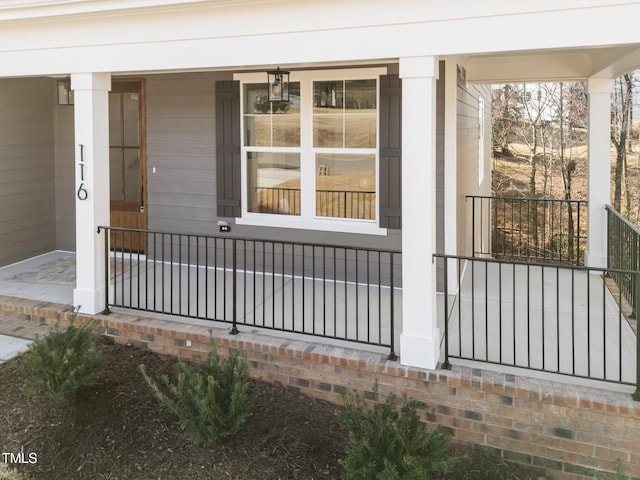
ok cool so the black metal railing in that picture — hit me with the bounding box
[253,187,375,220]
[467,196,587,266]
[436,254,639,393]
[607,205,640,318]
[98,226,401,359]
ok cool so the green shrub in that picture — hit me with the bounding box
[19,314,107,401]
[336,387,458,480]
[140,341,251,447]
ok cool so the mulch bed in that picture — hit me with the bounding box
[0,341,544,479]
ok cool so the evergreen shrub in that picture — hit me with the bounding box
[140,341,251,447]
[19,314,106,401]
[336,387,458,480]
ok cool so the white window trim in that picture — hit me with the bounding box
[234,67,388,235]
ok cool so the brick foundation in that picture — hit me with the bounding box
[1,295,639,480]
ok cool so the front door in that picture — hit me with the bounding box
[109,80,147,252]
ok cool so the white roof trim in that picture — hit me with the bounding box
[0,0,275,20]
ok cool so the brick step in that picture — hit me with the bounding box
[0,311,54,341]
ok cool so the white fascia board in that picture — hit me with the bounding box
[0,0,216,21]
[3,1,640,77]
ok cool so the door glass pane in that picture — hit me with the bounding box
[124,148,140,202]
[109,94,122,145]
[109,148,124,201]
[247,152,300,215]
[123,93,140,146]
[315,153,376,220]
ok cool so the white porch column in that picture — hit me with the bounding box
[443,59,458,293]
[586,78,613,269]
[399,56,440,370]
[71,72,111,314]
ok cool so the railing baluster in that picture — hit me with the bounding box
[526,263,530,368]
[187,234,191,317]
[634,273,640,401]
[205,236,209,319]
[541,265,545,371]
[442,256,451,369]
[231,238,238,335]
[389,253,397,361]
[223,237,227,322]
[102,226,110,314]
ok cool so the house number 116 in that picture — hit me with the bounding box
[77,144,88,201]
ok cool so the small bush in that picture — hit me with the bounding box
[336,387,458,480]
[19,314,107,401]
[140,341,251,447]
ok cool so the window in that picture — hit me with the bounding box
[236,68,386,234]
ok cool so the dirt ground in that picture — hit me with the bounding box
[0,341,545,480]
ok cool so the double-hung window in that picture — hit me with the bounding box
[235,68,387,234]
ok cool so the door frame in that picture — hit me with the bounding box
[109,78,148,251]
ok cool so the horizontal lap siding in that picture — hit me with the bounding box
[54,101,75,251]
[146,73,223,234]
[0,78,56,266]
[456,80,492,257]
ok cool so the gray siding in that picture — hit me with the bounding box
[146,72,222,235]
[54,100,76,251]
[0,78,56,266]
[456,78,492,257]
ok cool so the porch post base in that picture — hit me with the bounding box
[585,251,607,269]
[399,331,440,370]
[73,287,106,315]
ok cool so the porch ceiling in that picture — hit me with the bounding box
[464,44,640,84]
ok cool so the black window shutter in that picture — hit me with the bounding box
[215,80,241,218]
[379,74,402,229]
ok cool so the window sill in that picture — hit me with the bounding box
[235,215,388,236]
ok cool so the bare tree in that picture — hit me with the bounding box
[491,84,522,157]
[516,84,556,196]
[611,74,633,212]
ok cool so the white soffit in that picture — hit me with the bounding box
[465,46,640,83]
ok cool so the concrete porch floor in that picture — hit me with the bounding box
[0,250,636,394]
